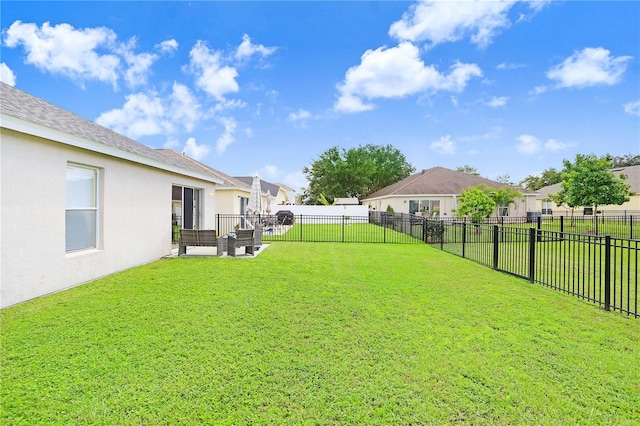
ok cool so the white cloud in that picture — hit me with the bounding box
[531,85,548,96]
[216,116,237,154]
[0,62,16,85]
[544,138,570,152]
[496,62,524,70]
[516,134,571,154]
[546,47,632,88]
[96,92,170,138]
[389,0,517,48]
[96,84,202,139]
[516,134,541,154]
[289,109,311,122]
[3,21,120,87]
[486,96,508,107]
[214,98,247,112]
[183,137,210,161]
[169,83,202,132]
[262,164,279,178]
[188,40,239,100]
[117,38,158,88]
[334,42,482,113]
[429,135,456,154]
[235,34,277,62]
[623,100,640,116]
[157,39,178,53]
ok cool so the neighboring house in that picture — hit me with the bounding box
[234,176,289,211]
[157,149,252,216]
[362,166,537,217]
[535,165,640,215]
[0,82,223,308]
[274,182,297,205]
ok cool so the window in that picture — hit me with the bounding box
[66,164,98,252]
[542,201,552,215]
[410,199,440,216]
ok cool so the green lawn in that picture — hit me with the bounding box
[2,243,639,424]
[264,222,420,243]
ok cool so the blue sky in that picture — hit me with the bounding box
[2,1,639,193]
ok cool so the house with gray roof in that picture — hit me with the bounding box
[534,164,640,215]
[362,166,537,217]
[1,82,223,308]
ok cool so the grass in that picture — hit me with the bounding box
[437,226,639,315]
[264,222,420,243]
[2,243,639,424]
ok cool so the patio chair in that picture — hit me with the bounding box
[228,229,255,257]
[253,224,263,251]
[178,229,220,256]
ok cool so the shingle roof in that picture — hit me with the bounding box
[536,164,640,197]
[234,176,281,196]
[364,166,526,199]
[0,82,221,183]
[156,149,250,189]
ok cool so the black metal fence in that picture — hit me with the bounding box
[213,213,638,317]
[435,214,639,240]
[428,221,639,317]
[216,213,425,244]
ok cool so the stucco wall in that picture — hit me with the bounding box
[1,129,217,308]
[365,195,536,217]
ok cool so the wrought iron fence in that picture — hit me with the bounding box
[428,221,639,317]
[433,214,639,240]
[212,213,638,317]
[216,213,425,244]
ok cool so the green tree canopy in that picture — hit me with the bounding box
[518,167,562,191]
[553,154,631,212]
[455,185,496,223]
[610,153,640,167]
[301,144,414,205]
[489,186,523,217]
[456,165,480,176]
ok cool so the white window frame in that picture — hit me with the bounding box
[66,163,100,253]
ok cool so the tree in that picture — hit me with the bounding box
[610,153,640,167]
[489,186,523,217]
[456,165,480,176]
[518,167,562,191]
[555,154,631,214]
[455,185,496,224]
[495,173,514,185]
[301,144,414,204]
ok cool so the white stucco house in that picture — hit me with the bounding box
[362,167,537,217]
[0,82,223,308]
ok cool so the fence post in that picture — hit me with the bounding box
[528,227,536,283]
[422,219,427,243]
[493,225,499,270]
[462,222,467,258]
[342,215,345,243]
[604,235,611,312]
[631,216,634,240]
[560,215,564,233]
[299,215,303,242]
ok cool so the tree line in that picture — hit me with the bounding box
[300,145,636,218]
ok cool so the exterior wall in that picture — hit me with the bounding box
[216,189,249,215]
[535,196,640,215]
[364,195,457,217]
[1,129,217,308]
[365,195,536,218]
[282,205,369,218]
